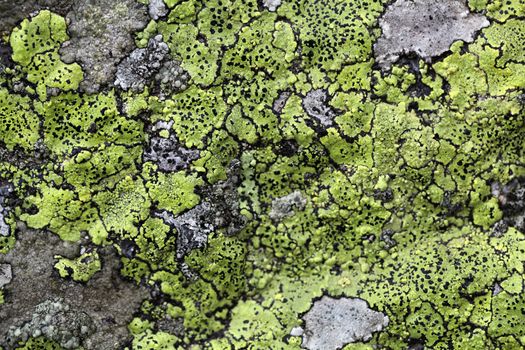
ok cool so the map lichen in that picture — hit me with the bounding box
[0,0,524,349]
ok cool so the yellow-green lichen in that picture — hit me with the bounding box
[54,251,101,282]
[0,2,524,349]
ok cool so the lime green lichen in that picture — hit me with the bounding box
[277,0,382,71]
[160,86,226,148]
[94,176,151,238]
[143,167,202,214]
[157,22,219,86]
[10,11,68,66]
[10,10,83,99]
[54,251,101,282]
[38,91,143,156]
[14,337,62,350]
[0,89,39,151]
[131,330,182,350]
[0,2,524,349]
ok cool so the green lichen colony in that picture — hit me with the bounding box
[0,0,524,349]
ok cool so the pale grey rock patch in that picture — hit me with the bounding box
[59,0,149,93]
[0,211,9,236]
[0,228,149,350]
[270,190,307,221]
[154,60,191,99]
[156,160,247,278]
[114,34,169,91]
[301,296,389,350]
[0,263,12,288]
[144,121,200,172]
[492,177,525,232]
[374,0,489,68]
[290,326,304,337]
[157,204,213,261]
[156,160,248,259]
[0,182,13,236]
[4,298,95,349]
[263,0,281,12]
[493,283,503,296]
[149,0,168,20]
[303,89,336,128]
[273,91,291,114]
[156,314,185,337]
[114,34,191,96]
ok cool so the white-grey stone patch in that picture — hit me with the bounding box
[303,89,336,128]
[0,264,12,288]
[149,0,168,20]
[301,296,389,350]
[263,0,282,12]
[493,283,503,296]
[374,0,489,68]
[0,211,9,237]
[114,35,169,91]
[4,298,95,349]
[290,326,304,337]
[0,183,13,237]
[59,0,149,93]
[270,190,307,221]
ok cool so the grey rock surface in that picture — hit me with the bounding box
[149,0,168,20]
[273,91,291,114]
[59,0,149,93]
[263,0,282,12]
[0,263,12,288]
[154,60,190,98]
[493,177,525,232]
[0,0,73,34]
[0,182,13,237]
[270,190,307,221]
[144,121,200,172]
[156,160,247,266]
[5,298,96,349]
[115,35,170,92]
[301,296,389,350]
[0,228,149,350]
[0,211,9,237]
[303,89,336,128]
[374,0,489,68]
[157,204,213,261]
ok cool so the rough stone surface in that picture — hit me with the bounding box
[374,0,489,67]
[156,160,247,262]
[4,298,95,349]
[273,91,291,114]
[0,212,9,237]
[157,204,213,261]
[114,35,169,92]
[301,296,389,350]
[263,0,282,12]
[0,182,13,237]
[0,0,73,34]
[303,89,336,128]
[144,121,200,172]
[270,190,307,221]
[0,263,12,288]
[154,60,191,98]
[0,228,149,349]
[1,0,525,348]
[149,0,168,20]
[493,178,525,232]
[59,0,148,93]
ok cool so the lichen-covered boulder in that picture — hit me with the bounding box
[0,0,524,349]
